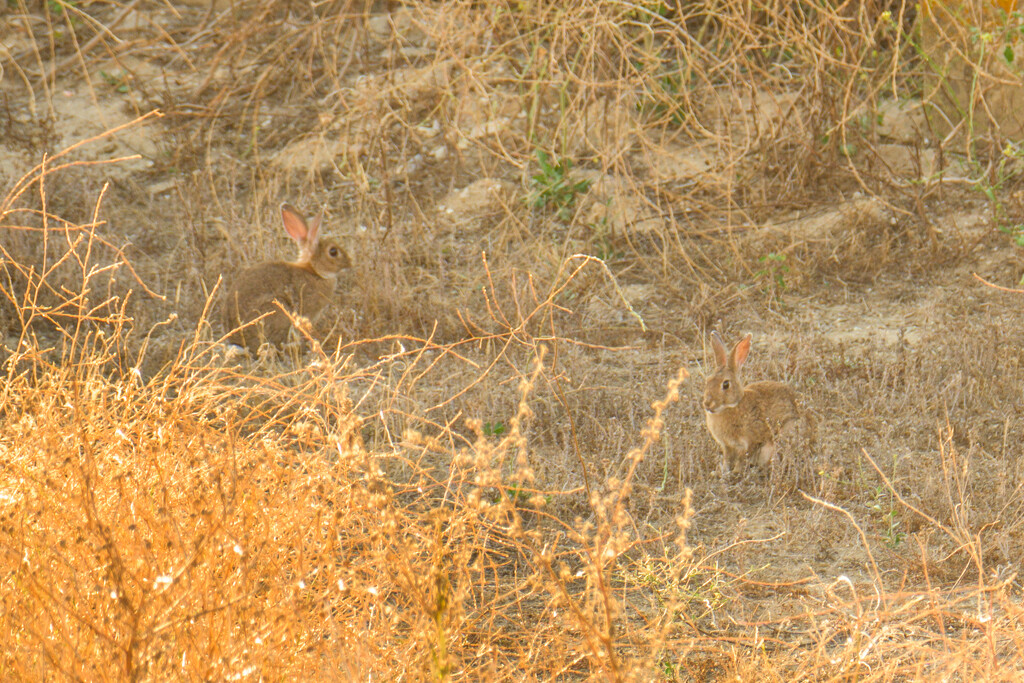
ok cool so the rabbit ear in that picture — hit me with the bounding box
[306,209,323,244]
[730,333,752,370]
[710,331,728,368]
[281,203,324,263]
[281,203,311,242]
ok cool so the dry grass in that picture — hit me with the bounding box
[3,0,1024,680]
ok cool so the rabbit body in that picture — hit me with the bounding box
[223,204,350,352]
[703,332,805,472]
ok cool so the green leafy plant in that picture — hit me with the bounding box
[528,149,591,221]
[998,222,1024,247]
[47,0,81,24]
[819,460,906,548]
[483,421,506,437]
[505,483,545,506]
[867,485,906,548]
[99,70,130,94]
[636,69,691,127]
[968,9,1024,69]
[587,214,623,261]
[753,252,789,298]
[974,142,1024,281]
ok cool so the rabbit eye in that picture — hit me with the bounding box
[721,380,730,391]
[329,247,340,257]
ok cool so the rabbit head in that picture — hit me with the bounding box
[702,331,751,414]
[281,203,350,277]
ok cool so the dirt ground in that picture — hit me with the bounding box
[3,1,1024,679]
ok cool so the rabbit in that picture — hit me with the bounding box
[223,203,351,353]
[702,331,811,474]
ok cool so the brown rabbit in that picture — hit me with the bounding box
[702,331,809,473]
[223,203,350,352]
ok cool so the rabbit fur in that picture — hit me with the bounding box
[223,203,350,352]
[702,331,811,473]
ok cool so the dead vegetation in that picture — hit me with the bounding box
[3,0,1024,680]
